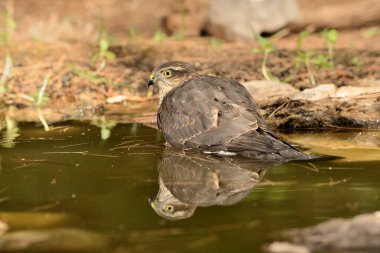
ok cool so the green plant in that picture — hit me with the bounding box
[303,51,316,85]
[1,116,19,148]
[17,75,50,131]
[295,31,309,70]
[351,57,364,67]
[176,0,186,40]
[91,116,117,140]
[127,27,140,40]
[71,65,107,84]
[312,53,332,69]
[320,29,338,67]
[154,31,167,44]
[0,53,12,95]
[36,75,50,107]
[0,2,16,45]
[91,23,116,73]
[166,0,187,41]
[171,32,186,40]
[294,31,316,85]
[361,26,379,38]
[252,35,278,81]
[210,37,224,49]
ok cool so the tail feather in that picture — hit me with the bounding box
[226,130,309,161]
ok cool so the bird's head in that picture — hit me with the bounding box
[147,61,198,103]
[149,177,196,220]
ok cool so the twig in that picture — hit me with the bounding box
[314,177,351,187]
[295,163,319,172]
[0,197,10,203]
[267,99,290,118]
[37,108,50,131]
[123,95,159,102]
[55,142,90,148]
[42,151,119,158]
[0,187,9,195]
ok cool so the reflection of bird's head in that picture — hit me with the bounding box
[147,61,199,103]
[149,177,196,220]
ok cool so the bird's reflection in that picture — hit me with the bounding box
[150,150,285,220]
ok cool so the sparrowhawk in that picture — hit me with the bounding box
[150,150,270,220]
[148,61,308,160]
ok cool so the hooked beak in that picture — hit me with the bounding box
[147,79,155,87]
[148,198,157,209]
[147,73,155,87]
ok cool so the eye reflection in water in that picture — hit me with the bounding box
[150,150,286,220]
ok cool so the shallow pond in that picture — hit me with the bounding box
[0,121,379,253]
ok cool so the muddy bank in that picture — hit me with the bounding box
[2,85,379,130]
[261,93,380,129]
[268,212,380,253]
[1,40,379,129]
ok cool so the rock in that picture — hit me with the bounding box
[243,80,299,103]
[0,221,9,236]
[0,212,73,230]
[208,0,299,41]
[267,242,310,253]
[335,85,380,98]
[285,212,380,251]
[0,228,109,252]
[106,95,128,104]
[263,95,380,130]
[297,0,380,30]
[292,84,336,101]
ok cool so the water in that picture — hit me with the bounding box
[0,121,379,253]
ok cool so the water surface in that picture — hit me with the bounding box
[0,121,379,253]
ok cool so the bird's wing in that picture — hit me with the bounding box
[157,76,268,149]
[158,150,263,206]
[158,152,221,205]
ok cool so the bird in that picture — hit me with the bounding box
[147,61,308,161]
[150,150,269,220]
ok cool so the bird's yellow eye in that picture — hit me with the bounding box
[163,70,173,78]
[164,204,175,212]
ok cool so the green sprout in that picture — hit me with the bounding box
[320,28,338,67]
[303,51,316,85]
[252,35,278,81]
[154,31,167,44]
[91,116,117,140]
[127,27,140,40]
[70,65,107,84]
[0,53,12,95]
[1,116,19,148]
[171,32,186,40]
[294,31,316,85]
[17,75,51,131]
[295,31,309,70]
[210,37,224,49]
[35,75,51,131]
[36,75,50,108]
[91,23,116,73]
[0,3,16,45]
[172,0,186,40]
[312,53,332,69]
[351,57,364,67]
[361,26,379,38]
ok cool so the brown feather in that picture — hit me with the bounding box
[157,75,307,160]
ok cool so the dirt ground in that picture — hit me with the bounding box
[0,0,379,129]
